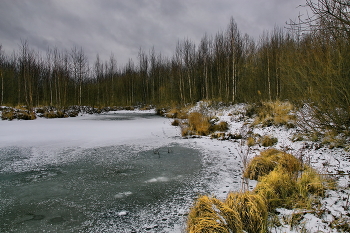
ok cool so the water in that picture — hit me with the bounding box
[0,112,210,232]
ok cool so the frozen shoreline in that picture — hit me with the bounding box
[1,107,350,232]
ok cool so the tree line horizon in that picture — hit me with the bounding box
[0,0,349,129]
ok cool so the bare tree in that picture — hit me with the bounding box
[0,45,4,106]
[71,47,88,106]
[290,0,350,38]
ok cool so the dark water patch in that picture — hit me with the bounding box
[87,112,158,121]
[0,144,203,232]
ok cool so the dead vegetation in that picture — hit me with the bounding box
[188,149,332,232]
[1,107,36,120]
[249,101,296,128]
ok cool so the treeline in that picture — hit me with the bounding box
[0,1,349,127]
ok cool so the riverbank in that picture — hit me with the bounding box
[168,101,350,232]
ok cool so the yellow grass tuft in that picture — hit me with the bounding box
[225,192,268,233]
[252,100,295,127]
[254,168,299,209]
[244,149,302,180]
[188,112,212,136]
[187,195,242,233]
[259,135,278,147]
[297,166,326,198]
[187,192,267,233]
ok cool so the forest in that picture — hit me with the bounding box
[0,0,349,130]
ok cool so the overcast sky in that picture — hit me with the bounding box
[0,0,307,66]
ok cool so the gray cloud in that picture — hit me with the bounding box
[0,0,307,66]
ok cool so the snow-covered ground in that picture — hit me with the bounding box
[191,102,350,233]
[1,105,350,232]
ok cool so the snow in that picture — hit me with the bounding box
[1,105,350,232]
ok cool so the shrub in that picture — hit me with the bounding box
[17,111,36,120]
[43,110,67,118]
[166,107,189,119]
[243,149,302,180]
[181,125,191,137]
[211,132,226,139]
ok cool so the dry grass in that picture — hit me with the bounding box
[243,149,302,180]
[188,112,212,136]
[247,136,256,147]
[225,192,268,233]
[171,119,180,126]
[188,148,331,232]
[187,192,268,233]
[252,100,296,127]
[254,168,299,209]
[43,111,67,118]
[297,166,326,197]
[259,135,278,147]
[211,121,229,132]
[166,107,189,119]
[187,195,242,233]
[1,108,36,120]
[254,165,328,210]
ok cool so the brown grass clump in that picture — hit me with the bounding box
[166,107,189,119]
[252,100,296,127]
[297,166,326,197]
[260,135,278,147]
[1,108,36,120]
[187,195,242,233]
[187,192,268,233]
[1,109,15,120]
[254,168,299,209]
[247,136,256,147]
[43,111,67,118]
[225,192,268,233]
[211,121,229,132]
[254,165,328,210]
[243,149,302,180]
[188,112,212,136]
[171,119,180,126]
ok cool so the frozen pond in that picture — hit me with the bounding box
[0,111,241,232]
